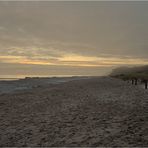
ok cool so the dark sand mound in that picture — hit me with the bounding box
[0,77,148,147]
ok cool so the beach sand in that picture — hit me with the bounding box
[0,77,148,147]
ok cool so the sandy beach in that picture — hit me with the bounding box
[0,76,148,147]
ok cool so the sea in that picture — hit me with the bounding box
[0,74,92,94]
[0,75,89,81]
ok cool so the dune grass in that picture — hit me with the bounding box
[111,73,148,89]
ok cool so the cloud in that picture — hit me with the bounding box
[1,48,148,68]
[0,1,148,76]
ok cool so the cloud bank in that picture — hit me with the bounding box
[0,1,148,76]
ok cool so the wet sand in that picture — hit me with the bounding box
[0,77,148,147]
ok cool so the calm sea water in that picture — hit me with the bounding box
[0,75,87,81]
[0,78,19,81]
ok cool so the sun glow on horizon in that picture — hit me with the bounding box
[0,54,148,68]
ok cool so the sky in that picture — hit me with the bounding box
[0,1,148,77]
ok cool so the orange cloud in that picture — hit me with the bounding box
[0,54,148,67]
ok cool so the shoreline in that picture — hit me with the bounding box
[0,76,94,94]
